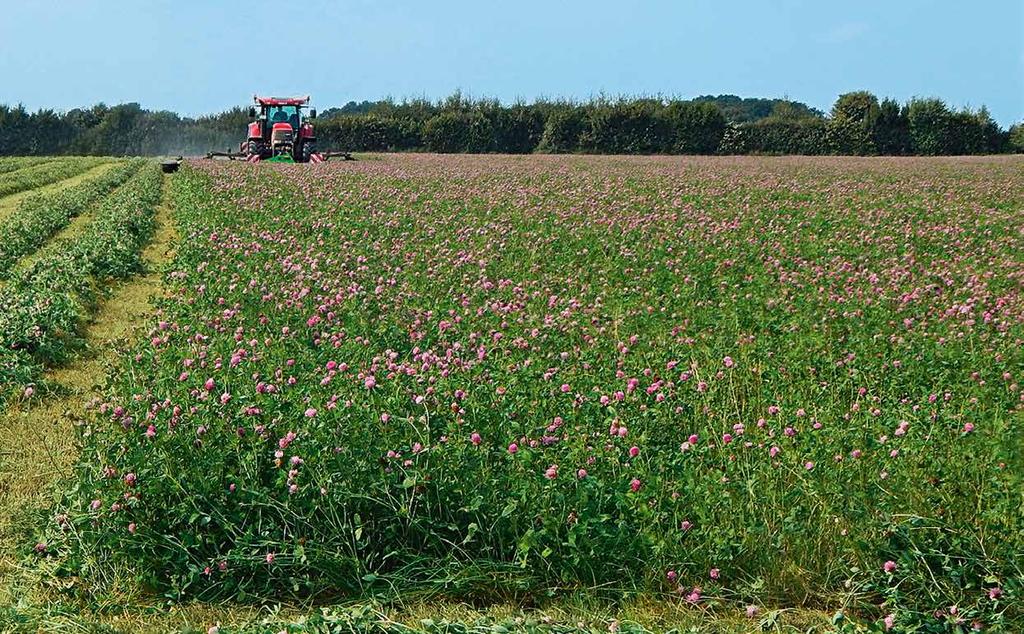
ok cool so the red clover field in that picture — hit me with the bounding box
[26,154,1023,630]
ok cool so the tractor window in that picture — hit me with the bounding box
[266,106,299,127]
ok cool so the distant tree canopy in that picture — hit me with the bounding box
[0,103,248,157]
[692,94,824,123]
[0,91,1018,157]
[1009,123,1024,154]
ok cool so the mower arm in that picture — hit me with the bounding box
[320,151,355,161]
[206,150,247,160]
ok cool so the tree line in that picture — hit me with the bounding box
[1,92,1021,157]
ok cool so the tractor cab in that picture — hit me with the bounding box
[265,105,300,130]
[266,107,298,156]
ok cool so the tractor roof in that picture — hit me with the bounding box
[254,96,310,106]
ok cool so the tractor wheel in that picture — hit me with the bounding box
[247,140,261,158]
[301,143,314,164]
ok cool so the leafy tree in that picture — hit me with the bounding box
[873,99,911,155]
[322,100,377,117]
[826,91,880,155]
[85,103,145,156]
[580,99,666,154]
[692,95,823,123]
[743,118,829,155]
[832,91,881,124]
[827,116,873,155]
[368,97,438,123]
[1008,123,1024,153]
[489,104,544,154]
[907,98,954,155]
[969,106,1003,154]
[538,108,586,153]
[767,100,820,122]
[716,123,746,154]
[0,104,32,155]
[423,111,493,153]
[658,101,726,154]
[318,116,420,152]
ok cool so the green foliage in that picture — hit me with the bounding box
[578,99,667,154]
[537,108,587,153]
[831,92,881,125]
[742,118,829,154]
[827,92,880,155]
[0,156,107,198]
[490,104,545,154]
[48,157,1024,634]
[826,116,874,155]
[657,101,727,154]
[872,99,911,155]
[320,100,378,118]
[0,340,41,390]
[0,105,79,155]
[0,91,1013,157]
[907,98,954,155]
[0,161,160,384]
[906,100,1004,156]
[715,124,746,154]
[0,159,142,275]
[0,156,54,174]
[1009,123,1024,153]
[948,107,1004,155]
[317,116,421,152]
[423,111,495,153]
[692,94,824,123]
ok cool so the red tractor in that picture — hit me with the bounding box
[207,95,351,163]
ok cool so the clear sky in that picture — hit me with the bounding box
[1,0,1021,126]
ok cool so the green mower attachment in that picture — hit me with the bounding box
[265,154,295,164]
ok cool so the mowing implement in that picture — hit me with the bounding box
[207,95,353,163]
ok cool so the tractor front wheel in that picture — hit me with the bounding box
[301,143,314,164]
[247,140,261,159]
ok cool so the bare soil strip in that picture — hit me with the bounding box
[0,161,117,225]
[0,174,177,615]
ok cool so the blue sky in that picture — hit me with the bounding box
[1,0,1021,125]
